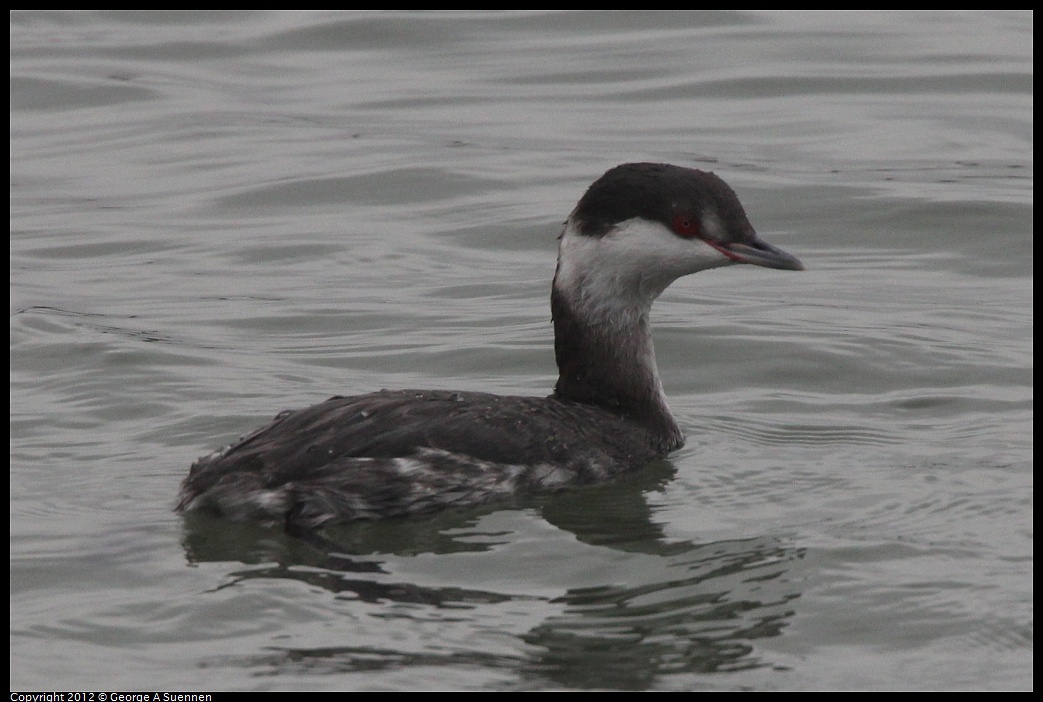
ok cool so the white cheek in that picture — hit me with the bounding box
[556,218,735,307]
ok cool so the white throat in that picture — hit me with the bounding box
[553,217,735,315]
[550,217,733,449]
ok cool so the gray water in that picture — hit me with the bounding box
[10,10,1032,691]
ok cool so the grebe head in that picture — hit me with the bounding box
[554,162,803,311]
[550,163,803,428]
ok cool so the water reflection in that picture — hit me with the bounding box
[179,462,803,687]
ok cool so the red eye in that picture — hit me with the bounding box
[672,214,700,238]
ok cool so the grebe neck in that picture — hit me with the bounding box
[550,220,684,450]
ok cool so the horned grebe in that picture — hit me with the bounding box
[176,163,803,528]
